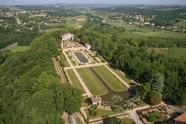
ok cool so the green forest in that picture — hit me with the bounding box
[0,32,82,123]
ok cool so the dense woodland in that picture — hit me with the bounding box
[0,32,82,123]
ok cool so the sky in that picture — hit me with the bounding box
[0,0,186,5]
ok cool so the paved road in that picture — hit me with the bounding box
[1,42,17,51]
[169,105,186,113]
[129,105,150,124]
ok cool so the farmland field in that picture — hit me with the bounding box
[93,66,127,91]
[77,68,107,95]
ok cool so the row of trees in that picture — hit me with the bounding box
[0,32,82,123]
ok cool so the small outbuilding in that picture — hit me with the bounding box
[85,43,91,49]
[174,112,186,124]
[90,96,102,107]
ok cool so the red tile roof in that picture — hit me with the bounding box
[174,112,186,123]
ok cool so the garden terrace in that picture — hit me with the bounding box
[93,66,127,91]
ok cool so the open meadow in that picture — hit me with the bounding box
[10,46,30,52]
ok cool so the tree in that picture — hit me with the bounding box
[150,73,164,99]
[140,82,151,100]
[149,91,161,105]
[62,84,83,114]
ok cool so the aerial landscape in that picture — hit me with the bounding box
[0,0,186,124]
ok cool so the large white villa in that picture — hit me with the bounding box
[61,33,75,41]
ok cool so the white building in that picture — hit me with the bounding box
[85,43,91,49]
[61,33,75,41]
[90,96,102,107]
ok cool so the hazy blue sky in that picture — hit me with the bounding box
[0,0,186,5]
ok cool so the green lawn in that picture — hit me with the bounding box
[168,48,186,59]
[122,118,135,124]
[106,65,133,85]
[142,111,167,123]
[66,69,85,92]
[77,68,107,95]
[93,66,127,91]
[10,46,30,52]
[61,54,70,67]
[97,109,115,117]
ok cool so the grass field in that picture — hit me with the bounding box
[168,48,186,59]
[174,21,186,27]
[66,21,74,28]
[65,15,88,28]
[156,31,186,39]
[77,68,107,95]
[147,48,168,56]
[97,109,115,117]
[61,54,70,67]
[93,66,127,91]
[10,46,30,52]
[107,65,134,85]
[109,22,141,31]
[66,69,85,92]
[44,28,61,32]
[147,48,186,59]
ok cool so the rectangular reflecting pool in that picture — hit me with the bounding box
[74,51,88,63]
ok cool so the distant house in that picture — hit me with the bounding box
[61,33,75,41]
[90,96,102,107]
[174,112,186,124]
[85,43,91,49]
